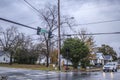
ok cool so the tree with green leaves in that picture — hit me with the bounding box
[98,44,117,60]
[61,38,89,69]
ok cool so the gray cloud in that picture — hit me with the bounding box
[61,0,120,54]
[0,0,13,7]
[0,0,120,54]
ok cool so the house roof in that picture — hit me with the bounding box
[96,53,104,59]
[89,53,104,60]
[0,51,10,57]
[0,51,4,56]
[104,55,112,60]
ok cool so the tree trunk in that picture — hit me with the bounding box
[9,52,13,65]
[46,55,49,67]
[46,40,49,67]
[72,62,78,69]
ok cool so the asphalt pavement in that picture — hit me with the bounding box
[0,67,120,80]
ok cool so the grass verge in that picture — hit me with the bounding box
[0,64,55,71]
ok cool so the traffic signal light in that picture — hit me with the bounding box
[37,27,41,35]
[48,31,53,38]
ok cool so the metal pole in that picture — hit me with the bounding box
[58,0,61,70]
[67,50,68,68]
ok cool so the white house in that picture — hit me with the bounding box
[90,52,104,65]
[60,55,72,66]
[96,53,104,65]
[0,51,10,63]
[36,55,50,64]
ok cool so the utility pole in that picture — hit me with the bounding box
[58,0,61,70]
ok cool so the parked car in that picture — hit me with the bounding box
[103,62,118,72]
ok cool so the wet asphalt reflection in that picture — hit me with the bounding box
[0,67,120,80]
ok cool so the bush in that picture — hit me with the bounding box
[81,59,90,69]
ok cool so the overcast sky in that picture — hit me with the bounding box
[0,0,120,55]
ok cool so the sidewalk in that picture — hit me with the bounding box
[85,68,102,72]
[70,67,102,72]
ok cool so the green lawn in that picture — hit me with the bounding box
[0,64,55,71]
[0,64,81,71]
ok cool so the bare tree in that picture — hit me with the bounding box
[0,26,44,64]
[14,34,37,64]
[38,4,76,67]
[77,28,95,53]
[0,26,19,64]
[38,4,58,67]
[32,43,46,64]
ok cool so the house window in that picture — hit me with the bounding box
[3,57,5,61]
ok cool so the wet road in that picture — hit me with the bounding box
[0,67,120,80]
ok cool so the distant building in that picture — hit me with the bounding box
[36,55,50,64]
[96,53,104,65]
[90,52,114,66]
[104,55,113,64]
[60,55,72,66]
[0,51,10,63]
[90,52,104,66]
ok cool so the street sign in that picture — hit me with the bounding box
[37,27,53,38]
[41,29,47,33]
[37,27,48,35]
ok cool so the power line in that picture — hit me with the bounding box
[78,19,120,25]
[0,17,37,30]
[23,0,120,26]
[69,19,120,36]
[24,0,40,13]
[63,32,120,36]
[1,17,120,36]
